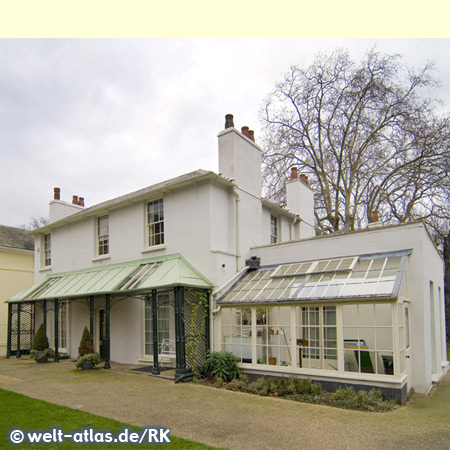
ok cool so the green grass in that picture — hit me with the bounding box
[0,389,223,449]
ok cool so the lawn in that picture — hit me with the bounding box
[0,389,222,449]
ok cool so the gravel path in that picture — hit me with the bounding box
[1,357,449,449]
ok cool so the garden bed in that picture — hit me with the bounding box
[196,375,397,412]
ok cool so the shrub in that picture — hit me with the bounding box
[356,390,368,408]
[78,326,94,356]
[228,378,245,391]
[275,377,289,397]
[32,323,49,351]
[75,352,100,369]
[246,381,259,394]
[333,387,345,401]
[200,351,240,382]
[303,378,313,394]
[239,373,249,383]
[292,377,305,394]
[311,382,322,396]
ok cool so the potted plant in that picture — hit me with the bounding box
[75,352,100,370]
[32,323,51,363]
[76,326,99,371]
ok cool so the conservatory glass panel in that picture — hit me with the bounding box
[221,307,253,363]
[343,303,394,375]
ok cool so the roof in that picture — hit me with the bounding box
[8,254,211,303]
[0,225,34,251]
[217,250,411,305]
[30,170,234,235]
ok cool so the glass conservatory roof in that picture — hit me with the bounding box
[218,250,411,305]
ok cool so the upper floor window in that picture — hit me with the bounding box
[43,234,51,266]
[270,215,278,244]
[147,199,164,246]
[97,215,109,256]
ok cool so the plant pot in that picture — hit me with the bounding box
[268,357,277,365]
[35,351,48,363]
[81,359,95,371]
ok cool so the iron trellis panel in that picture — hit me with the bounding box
[183,288,209,371]
[9,303,35,356]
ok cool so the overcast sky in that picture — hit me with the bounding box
[1,39,449,228]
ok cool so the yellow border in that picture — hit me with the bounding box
[0,1,449,38]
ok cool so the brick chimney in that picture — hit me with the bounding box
[218,114,262,198]
[49,189,84,223]
[241,126,250,139]
[286,169,315,239]
[225,114,234,129]
[300,174,309,186]
[368,210,383,228]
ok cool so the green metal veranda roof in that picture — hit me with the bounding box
[8,254,212,303]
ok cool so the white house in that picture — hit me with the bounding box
[7,114,447,402]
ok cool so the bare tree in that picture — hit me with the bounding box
[261,48,450,236]
[20,216,49,231]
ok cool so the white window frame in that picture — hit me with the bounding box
[97,215,109,256]
[43,234,51,267]
[58,301,69,353]
[143,295,175,359]
[147,199,164,247]
[220,301,400,382]
[270,215,278,244]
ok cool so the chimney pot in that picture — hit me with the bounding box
[248,130,255,142]
[290,167,299,179]
[78,197,85,207]
[225,114,234,129]
[72,195,78,205]
[241,126,250,139]
[300,174,309,186]
[372,211,379,223]
[54,187,61,200]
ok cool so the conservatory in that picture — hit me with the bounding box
[217,250,411,399]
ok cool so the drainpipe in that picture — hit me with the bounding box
[233,187,240,272]
[290,216,299,241]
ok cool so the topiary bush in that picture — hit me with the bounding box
[78,326,94,356]
[200,351,240,382]
[32,323,49,351]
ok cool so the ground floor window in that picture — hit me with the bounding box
[221,307,253,363]
[220,302,398,377]
[255,306,291,366]
[58,301,68,351]
[343,303,393,375]
[144,296,175,357]
[297,306,337,370]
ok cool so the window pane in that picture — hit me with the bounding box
[148,200,164,247]
[343,303,394,375]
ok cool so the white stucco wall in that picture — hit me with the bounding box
[250,221,447,394]
[286,178,315,238]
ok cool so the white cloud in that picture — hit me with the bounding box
[1,38,449,227]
